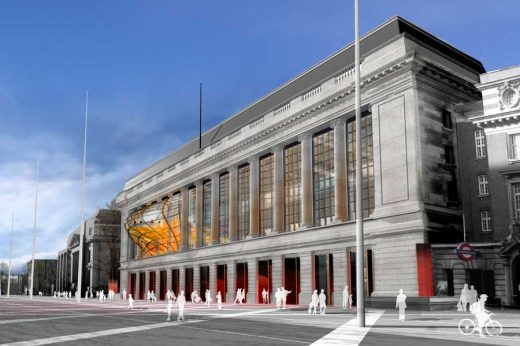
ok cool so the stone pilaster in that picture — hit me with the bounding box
[180,186,189,251]
[299,133,313,228]
[179,266,185,295]
[249,156,260,238]
[135,272,141,300]
[211,174,220,245]
[144,271,150,294]
[502,258,513,305]
[156,270,161,299]
[331,119,347,222]
[247,259,258,303]
[195,181,203,249]
[228,165,238,242]
[209,263,217,296]
[271,255,283,303]
[166,268,172,292]
[273,146,285,234]
[226,260,236,303]
[193,265,200,295]
[299,252,313,304]
[120,269,128,294]
[120,211,129,262]
[332,249,348,306]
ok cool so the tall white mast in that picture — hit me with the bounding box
[77,91,89,303]
[7,203,15,298]
[29,159,40,299]
[354,0,366,327]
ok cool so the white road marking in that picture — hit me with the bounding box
[309,311,384,346]
[180,325,309,344]
[0,320,202,346]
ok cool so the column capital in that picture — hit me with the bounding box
[298,132,312,142]
[330,117,346,128]
[248,153,261,163]
[228,163,239,171]
[272,144,284,154]
[194,180,204,188]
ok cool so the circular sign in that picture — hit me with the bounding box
[456,242,476,262]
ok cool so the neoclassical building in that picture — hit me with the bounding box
[57,209,121,293]
[116,17,487,306]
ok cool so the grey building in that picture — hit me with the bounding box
[57,209,121,293]
[24,259,57,296]
[116,16,488,306]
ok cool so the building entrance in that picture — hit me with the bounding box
[349,250,373,305]
[217,264,227,302]
[512,255,520,305]
[159,270,167,300]
[171,269,179,295]
[236,262,248,302]
[130,273,136,298]
[284,257,300,304]
[200,266,210,297]
[258,260,272,303]
[149,272,156,294]
[185,268,193,300]
[138,272,145,300]
[314,254,333,305]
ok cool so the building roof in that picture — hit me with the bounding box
[123,16,485,191]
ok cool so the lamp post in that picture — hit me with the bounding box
[354,0,366,327]
[29,159,39,299]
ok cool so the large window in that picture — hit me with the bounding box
[238,165,250,240]
[442,109,453,129]
[510,134,520,160]
[478,175,489,196]
[219,173,229,243]
[202,180,212,247]
[474,129,487,158]
[188,188,196,249]
[260,155,273,236]
[347,115,374,220]
[169,192,182,252]
[512,183,520,219]
[480,211,492,232]
[284,143,301,231]
[313,130,335,226]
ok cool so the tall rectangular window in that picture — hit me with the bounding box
[188,188,196,249]
[219,173,230,243]
[238,165,250,240]
[260,155,273,236]
[477,175,489,196]
[347,115,374,220]
[202,180,212,247]
[510,134,520,160]
[313,130,335,226]
[474,129,487,158]
[284,143,301,231]
[442,109,453,129]
[480,211,492,232]
[444,145,455,165]
[512,183,520,219]
[168,192,182,252]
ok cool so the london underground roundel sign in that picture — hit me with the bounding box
[456,242,476,262]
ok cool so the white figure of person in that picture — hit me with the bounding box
[348,293,353,309]
[53,291,57,299]
[147,290,151,303]
[342,285,349,309]
[396,289,407,321]
[166,298,174,321]
[89,289,93,299]
[128,294,134,309]
[166,290,171,302]
[309,290,319,315]
[85,289,89,299]
[171,291,177,303]
[262,289,268,304]
[469,285,478,305]
[206,289,212,307]
[318,289,326,315]
[234,289,241,304]
[123,288,127,300]
[217,291,222,310]
[275,288,282,309]
[473,294,491,337]
[281,287,292,309]
[241,289,246,304]
[177,290,186,321]
[68,291,72,299]
[459,284,470,312]
[75,290,80,304]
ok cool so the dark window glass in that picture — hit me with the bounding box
[313,130,335,226]
[219,174,230,243]
[284,144,301,231]
[238,165,250,240]
[260,155,273,236]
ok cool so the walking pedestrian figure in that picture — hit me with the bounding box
[275,288,282,309]
[217,291,222,310]
[342,285,349,309]
[262,288,268,304]
[177,291,186,321]
[166,298,174,321]
[309,290,319,315]
[459,284,470,312]
[318,289,326,315]
[396,289,407,321]
[281,287,292,309]
[128,294,134,309]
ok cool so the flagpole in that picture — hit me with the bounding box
[29,160,40,299]
[77,91,88,303]
[354,0,366,327]
[199,83,202,149]
[7,203,15,298]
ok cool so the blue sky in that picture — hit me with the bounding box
[0,0,518,271]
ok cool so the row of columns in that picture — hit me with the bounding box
[127,249,351,305]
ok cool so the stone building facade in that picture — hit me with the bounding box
[57,209,121,293]
[116,17,487,306]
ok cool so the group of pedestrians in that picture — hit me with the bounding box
[458,283,492,337]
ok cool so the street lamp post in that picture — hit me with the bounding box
[354,0,366,327]
[29,160,39,299]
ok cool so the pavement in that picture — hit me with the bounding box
[0,296,518,345]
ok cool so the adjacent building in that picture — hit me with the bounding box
[57,209,121,294]
[116,16,495,307]
[24,259,57,296]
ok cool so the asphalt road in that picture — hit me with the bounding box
[0,297,519,346]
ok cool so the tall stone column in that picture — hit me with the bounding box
[299,252,313,304]
[249,155,260,238]
[195,181,203,249]
[120,211,129,262]
[247,259,258,303]
[332,119,347,222]
[155,270,161,299]
[332,249,348,306]
[502,258,513,305]
[144,271,150,294]
[179,266,185,295]
[135,272,141,300]
[166,268,172,292]
[299,133,313,228]
[229,165,238,242]
[180,186,189,251]
[193,265,200,294]
[271,255,283,303]
[273,146,285,234]
[210,263,217,296]
[226,260,236,303]
[211,173,220,245]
